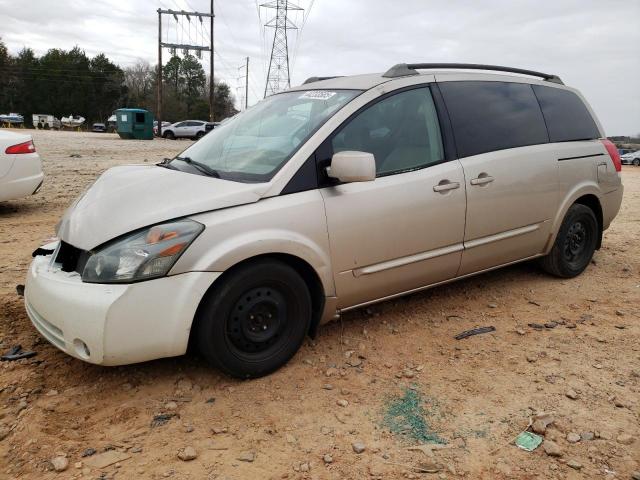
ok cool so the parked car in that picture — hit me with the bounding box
[162,120,208,140]
[32,114,61,130]
[153,121,172,136]
[0,131,44,202]
[620,150,640,166]
[92,123,107,133]
[25,63,623,378]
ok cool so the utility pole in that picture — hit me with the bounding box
[157,8,163,137]
[209,0,215,122]
[261,1,302,97]
[156,7,214,136]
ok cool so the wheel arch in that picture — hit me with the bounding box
[189,253,327,351]
[548,184,604,253]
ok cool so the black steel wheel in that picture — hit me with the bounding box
[195,259,311,378]
[539,203,598,278]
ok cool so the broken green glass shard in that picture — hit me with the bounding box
[515,431,542,451]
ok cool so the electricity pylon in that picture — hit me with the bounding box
[261,0,302,97]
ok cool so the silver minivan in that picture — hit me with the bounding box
[25,63,623,378]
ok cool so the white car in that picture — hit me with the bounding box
[0,131,44,202]
[162,120,208,140]
[153,121,172,136]
[620,150,640,166]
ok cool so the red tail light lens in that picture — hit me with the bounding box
[601,139,622,172]
[5,140,36,155]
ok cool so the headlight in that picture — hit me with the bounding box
[81,219,203,283]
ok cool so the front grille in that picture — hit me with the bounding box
[55,241,89,274]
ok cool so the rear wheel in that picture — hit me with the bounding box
[195,259,311,378]
[633,158,640,167]
[539,204,598,278]
[163,130,175,140]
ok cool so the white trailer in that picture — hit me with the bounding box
[32,114,61,130]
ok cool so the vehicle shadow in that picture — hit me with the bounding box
[0,201,43,217]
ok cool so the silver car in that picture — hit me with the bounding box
[162,120,208,140]
[620,150,640,166]
[25,63,623,378]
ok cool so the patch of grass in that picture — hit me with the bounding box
[383,387,445,444]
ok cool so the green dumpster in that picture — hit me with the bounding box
[115,108,154,140]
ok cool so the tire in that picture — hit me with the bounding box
[195,131,205,139]
[163,130,175,140]
[633,158,640,167]
[195,259,312,378]
[539,204,598,278]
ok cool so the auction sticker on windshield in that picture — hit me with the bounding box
[299,91,337,100]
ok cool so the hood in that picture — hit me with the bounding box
[57,164,268,250]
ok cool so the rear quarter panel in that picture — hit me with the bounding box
[546,140,622,251]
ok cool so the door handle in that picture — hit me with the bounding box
[433,180,460,193]
[470,175,494,186]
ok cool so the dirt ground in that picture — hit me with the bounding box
[0,129,638,480]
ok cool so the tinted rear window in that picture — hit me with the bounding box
[439,81,549,158]
[532,85,600,142]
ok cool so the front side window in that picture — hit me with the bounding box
[439,81,549,158]
[332,87,444,176]
[175,89,361,182]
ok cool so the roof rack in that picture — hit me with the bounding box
[382,63,564,84]
[302,76,343,85]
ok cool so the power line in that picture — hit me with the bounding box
[291,0,314,70]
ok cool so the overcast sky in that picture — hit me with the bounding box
[1,0,638,135]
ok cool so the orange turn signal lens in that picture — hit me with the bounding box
[159,242,186,257]
[146,227,179,244]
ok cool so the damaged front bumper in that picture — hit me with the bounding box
[25,248,220,366]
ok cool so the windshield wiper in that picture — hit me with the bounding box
[172,156,221,178]
[157,158,178,170]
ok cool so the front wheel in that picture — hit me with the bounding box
[195,131,205,139]
[195,259,312,378]
[163,130,175,140]
[539,204,598,278]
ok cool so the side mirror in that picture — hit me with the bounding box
[327,151,376,183]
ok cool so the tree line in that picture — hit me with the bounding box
[0,38,237,126]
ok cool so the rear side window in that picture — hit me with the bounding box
[532,85,600,142]
[439,81,548,158]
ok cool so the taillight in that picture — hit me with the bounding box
[5,140,36,155]
[601,139,622,172]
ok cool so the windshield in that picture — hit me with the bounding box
[173,89,361,182]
